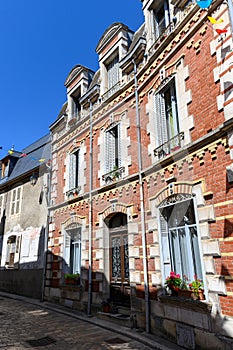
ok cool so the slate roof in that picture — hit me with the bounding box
[127,23,145,54]
[0,134,51,184]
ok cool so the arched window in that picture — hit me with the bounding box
[159,194,203,284]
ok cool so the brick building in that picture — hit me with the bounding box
[45,0,233,348]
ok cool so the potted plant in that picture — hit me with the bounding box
[111,166,120,181]
[177,275,194,298]
[64,273,80,285]
[189,276,205,300]
[101,299,111,313]
[165,271,182,296]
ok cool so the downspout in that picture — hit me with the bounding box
[41,142,52,302]
[87,100,93,316]
[133,59,150,333]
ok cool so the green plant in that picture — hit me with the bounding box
[64,273,80,281]
[189,275,204,296]
[112,166,120,179]
[180,275,189,290]
[165,271,182,291]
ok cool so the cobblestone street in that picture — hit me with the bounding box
[0,294,181,350]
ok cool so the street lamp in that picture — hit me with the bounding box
[30,173,37,186]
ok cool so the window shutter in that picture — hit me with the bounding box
[170,82,179,138]
[15,188,21,214]
[155,93,168,148]
[108,56,119,89]
[117,123,122,168]
[69,153,76,190]
[14,236,21,266]
[154,94,162,147]
[105,129,116,173]
[159,214,171,280]
[160,92,168,147]
[64,234,71,267]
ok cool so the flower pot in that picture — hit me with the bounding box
[65,278,75,285]
[198,289,205,300]
[102,304,111,313]
[178,289,193,299]
[170,288,178,296]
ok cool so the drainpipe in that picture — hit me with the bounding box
[227,0,233,42]
[133,59,150,333]
[87,100,93,316]
[41,139,52,302]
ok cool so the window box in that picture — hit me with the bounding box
[102,166,125,184]
[64,273,80,285]
[66,187,81,199]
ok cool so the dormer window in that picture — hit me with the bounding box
[0,160,9,179]
[107,54,119,92]
[71,89,81,120]
[153,0,170,39]
[96,23,134,99]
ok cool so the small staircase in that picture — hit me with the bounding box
[97,305,133,328]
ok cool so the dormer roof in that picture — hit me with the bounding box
[64,65,94,89]
[96,22,133,54]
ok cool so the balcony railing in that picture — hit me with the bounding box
[102,81,121,102]
[154,132,184,160]
[102,166,125,184]
[66,186,81,199]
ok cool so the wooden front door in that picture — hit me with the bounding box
[109,214,130,306]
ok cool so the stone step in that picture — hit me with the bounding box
[116,306,131,316]
[97,311,131,328]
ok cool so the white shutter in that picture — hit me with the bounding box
[64,234,71,267]
[160,92,168,147]
[108,56,119,89]
[14,235,21,265]
[154,94,162,147]
[69,153,76,190]
[117,123,122,168]
[105,129,116,173]
[160,214,171,280]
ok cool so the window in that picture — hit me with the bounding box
[71,91,81,119]
[107,55,119,90]
[0,194,4,217]
[0,161,9,179]
[159,195,203,284]
[64,227,81,275]
[105,124,121,174]
[5,235,21,268]
[153,0,170,38]
[10,187,22,215]
[154,79,182,158]
[68,150,80,191]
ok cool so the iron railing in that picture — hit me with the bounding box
[102,166,125,184]
[154,132,184,160]
[102,81,121,102]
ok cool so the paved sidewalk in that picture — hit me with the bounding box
[0,291,184,350]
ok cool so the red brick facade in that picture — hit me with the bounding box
[46,1,233,348]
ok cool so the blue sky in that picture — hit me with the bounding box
[0,1,144,153]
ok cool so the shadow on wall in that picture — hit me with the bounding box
[44,249,233,350]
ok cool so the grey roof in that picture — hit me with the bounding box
[128,23,145,54]
[89,70,100,89]
[56,102,68,120]
[1,134,51,184]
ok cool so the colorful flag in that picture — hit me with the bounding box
[196,0,212,8]
[208,16,224,24]
[216,28,227,34]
